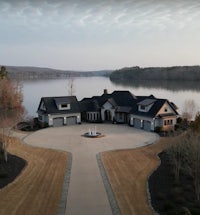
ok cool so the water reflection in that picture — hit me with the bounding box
[22,77,200,117]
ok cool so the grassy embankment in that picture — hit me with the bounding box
[0,137,68,215]
[101,138,170,215]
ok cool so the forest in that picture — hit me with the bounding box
[110,66,200,81]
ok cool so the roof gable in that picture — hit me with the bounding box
[38,96,80,114]
[156,100,179,116]
[79,90,179,118]
[137,99,156,106]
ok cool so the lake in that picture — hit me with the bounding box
[22,77,200,118]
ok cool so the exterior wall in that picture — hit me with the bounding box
[154,118,163,127]
[38,113,48,124]
[162,117,177,131]
[86,111,101,122]
[47,113,81,126]
[154,102,178,131]
[115,113,127,123]
[101,101,115,121]
[157,102,175,115]
[154,116,177,131]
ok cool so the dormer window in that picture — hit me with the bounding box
[138,99,156,112]
[59,103,70,110]
[61,104,68,108]
[54,98,71,110]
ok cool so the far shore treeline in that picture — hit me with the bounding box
[3,65,200,83]
[110,66,200,81]
[4,66,113,80]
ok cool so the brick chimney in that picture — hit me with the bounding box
[104,89,108,94]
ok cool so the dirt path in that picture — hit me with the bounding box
[0,138,68,215]
[101,138,170,215]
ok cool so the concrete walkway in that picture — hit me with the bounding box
[22,124,159,215]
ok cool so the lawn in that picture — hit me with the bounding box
[0,134,169,215]
[101,138,171,215]
[0,138,68,215]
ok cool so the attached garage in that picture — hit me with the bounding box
[144,120,151,131]
[53,117,64,127]
[67,116,77,125]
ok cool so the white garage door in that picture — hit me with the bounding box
[134,119,141,129]
[53,118,64,127]
[144,120,151,131]
[67,117,77,125]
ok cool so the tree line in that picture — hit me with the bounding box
[167,113,200,201]
[110,66,200,81]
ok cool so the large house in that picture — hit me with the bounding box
[37,90,179,131]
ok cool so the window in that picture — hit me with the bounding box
[164,119,173,126]
[164,108,168,112]
[140,105,145,110]
[39,115,43,121]
[59,103,70,110]
[61,104,68,108]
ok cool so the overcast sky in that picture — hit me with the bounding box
[0,0,200,70]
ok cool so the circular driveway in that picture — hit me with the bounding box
[24,123,159,215]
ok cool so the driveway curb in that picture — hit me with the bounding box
[96,153,121,215]
[57,152,72,215]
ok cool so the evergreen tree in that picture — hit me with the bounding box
[0,66,8,79]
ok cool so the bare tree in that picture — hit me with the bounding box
[0,77,24,162]
[168,132,200,201]
[190,112,200,133]
[182,99,198,121]
[67,75,76,96]
[184,133,200,201]
[167,136,186,181]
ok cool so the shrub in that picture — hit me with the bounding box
[179,207,192,215]
[164,201,175,211]
[173,196,186,204]
[0,166,8,178]
[156,192,166,200]
[155,126,162,133]
[184,184,194,192]
[189,207,200,215]
[170,187,183,197]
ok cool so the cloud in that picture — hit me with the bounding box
[0,0,200,69]
[1,0,200,32]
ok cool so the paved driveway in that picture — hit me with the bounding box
[24,123,159,215]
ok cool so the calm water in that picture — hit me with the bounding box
[22,77,200,117]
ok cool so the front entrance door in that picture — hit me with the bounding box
[104,110,111,121]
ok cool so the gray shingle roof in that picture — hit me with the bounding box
[78,91,178,118]
[137,98,156,106]
[38,96,80,114]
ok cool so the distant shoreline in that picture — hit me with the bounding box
[4,65,113,80]
[110,65,200,81]
[4,65,200,81]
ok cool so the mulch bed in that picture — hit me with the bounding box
[0,154,26,189]
[149,152,200,215]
